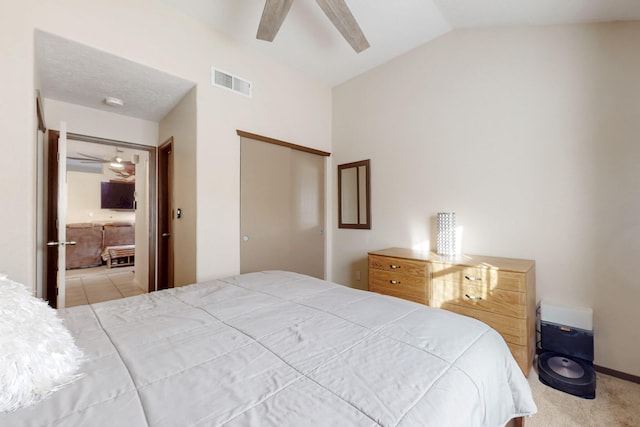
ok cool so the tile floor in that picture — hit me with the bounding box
[65,265,146,307]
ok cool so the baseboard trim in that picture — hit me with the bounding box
[594,365,640,384]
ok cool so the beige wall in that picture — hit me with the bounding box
[66,170,136,224]
[0,6,36,284]
[159,87,197,287]
[44,99,160,145]
[332,22,640,376]
[0,0,332,289]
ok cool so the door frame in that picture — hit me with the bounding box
[157,138,174,290]
[45,130,60,307]
[44,131,157,306]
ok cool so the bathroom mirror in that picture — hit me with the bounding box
[338,159,371,229]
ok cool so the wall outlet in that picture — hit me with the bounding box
[355,270,361,281]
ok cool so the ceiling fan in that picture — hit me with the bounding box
[68,147,136,178]
[68,148,133,167]
[257,0,370,53]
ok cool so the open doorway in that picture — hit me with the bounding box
[36,31,197,305]
[45,131,156,307]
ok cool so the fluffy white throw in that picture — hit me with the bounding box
[0,275,84,412]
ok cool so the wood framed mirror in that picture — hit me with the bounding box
[338,159,371,229]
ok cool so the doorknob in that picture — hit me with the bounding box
[162,233,171,237]
[46,241,77,247]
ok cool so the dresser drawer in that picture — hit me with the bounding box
[431,263,526,292]
[369,254,428,277]
[431,279,526,318]
[435,303,527,346]
[369,269,428,301]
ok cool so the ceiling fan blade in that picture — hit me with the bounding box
[69,156,133,167]
[68,155,105,163]
[76,152,109,162]
[315,0,369,53]
[257,0,294,42]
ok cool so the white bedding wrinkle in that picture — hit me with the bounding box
[0,270,536,426]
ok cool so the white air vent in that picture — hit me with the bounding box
[212,67,252,97]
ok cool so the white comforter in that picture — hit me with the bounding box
[2,271,536,426]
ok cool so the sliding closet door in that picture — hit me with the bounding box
[240,137,325,278]
[289,149,324,279]
[240,139,292,272]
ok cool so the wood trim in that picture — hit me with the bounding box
[45,130,59,307]
[147,145,157,294]
[594,364,640,384]
[157,138,174,290]
[237,130,331,157]
[337,159,371,229]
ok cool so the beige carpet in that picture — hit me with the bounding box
[525,365,640,427]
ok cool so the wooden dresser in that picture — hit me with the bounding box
[368,248,536,376]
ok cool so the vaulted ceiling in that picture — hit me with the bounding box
[36,1,640,124]
[160,0,640,86]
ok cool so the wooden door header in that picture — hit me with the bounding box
[237,130,331,157]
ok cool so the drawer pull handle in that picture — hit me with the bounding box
[464,275,482,282]
[390,280,401,285]
[390,265,401,269]
[465,294,482,301]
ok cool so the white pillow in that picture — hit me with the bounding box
[0,275,84,412]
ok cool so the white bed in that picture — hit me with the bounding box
[1,271,536,426]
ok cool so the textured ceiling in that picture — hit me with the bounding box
[36,31,195,122]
